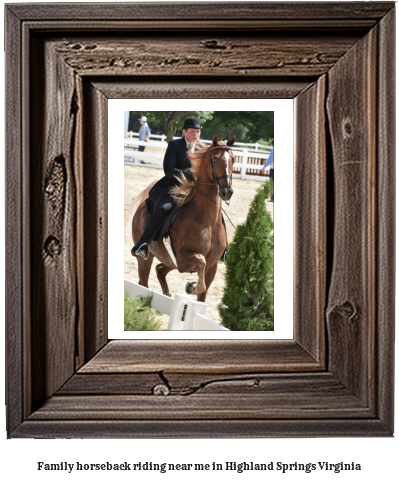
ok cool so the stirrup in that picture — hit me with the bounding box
[134,243,150,260]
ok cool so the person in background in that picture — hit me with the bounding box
[263,147,274,202]
[138,116,151,152]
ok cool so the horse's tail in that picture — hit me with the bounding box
[126,198,138,251]
[126,181,157,250]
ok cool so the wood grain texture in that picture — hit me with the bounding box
[7,2,394,23]
[294,76,326,364]
[5,4,24,437]
[79,340,321,374]
[58,372,163,396]
[53,34,360,78]
[13,418,390,439]
[376,6,396,430]
[5,2,395,438]
[92,79,312,100]
[59,371,363,400]
[30,37,78,408]
[81,81,109,362]
[29,392,372,421]
[325,26,377,404]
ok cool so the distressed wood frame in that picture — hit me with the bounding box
[5,2,395,438]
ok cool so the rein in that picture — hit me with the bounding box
[196,182,218,205]
[195,181,236,230]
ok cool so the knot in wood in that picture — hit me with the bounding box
[44,236,61,257]
[342,119,353,137]
[152,383,170,396]
[43,236,62,266]
[201,40,227,50]
[328,301,359,323]
[339,301,358,321]
[83,44,97,51]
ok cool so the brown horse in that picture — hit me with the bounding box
[127,134,236,302]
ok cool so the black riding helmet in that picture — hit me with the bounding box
[182,117,202,130]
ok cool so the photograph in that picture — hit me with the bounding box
[107,99,293,339]
[124,110,275,332]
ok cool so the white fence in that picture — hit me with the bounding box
[127,131,272,151]
[125,135,272,181]
[124,279,229,331]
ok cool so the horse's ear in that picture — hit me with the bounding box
[227,134,236,147]
[212,133,219,146]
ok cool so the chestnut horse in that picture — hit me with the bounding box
[127,134,236,302]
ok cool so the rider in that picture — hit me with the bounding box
[132,117,228,261]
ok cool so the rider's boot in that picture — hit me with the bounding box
[220,245,229,263]
[132,207,169,260]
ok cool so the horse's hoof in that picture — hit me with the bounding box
[186,280,197,294]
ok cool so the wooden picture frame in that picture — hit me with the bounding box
[5,2,395,438]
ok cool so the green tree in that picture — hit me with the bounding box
[128,111,273,144]
[218,180,274,331]
[128,111,213,141]
[200,111,274,145]
[164,111,192,140]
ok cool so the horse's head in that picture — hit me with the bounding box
[210,134,236,202]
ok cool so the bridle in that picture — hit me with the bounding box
[196,145,233,204]
[209,145,234,186]
[194,145,234,206]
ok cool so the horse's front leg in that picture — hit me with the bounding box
[197,263,218,302]
[176,251,207,295]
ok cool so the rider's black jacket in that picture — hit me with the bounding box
[148,137,193,206]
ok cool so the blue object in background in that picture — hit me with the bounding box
[263,147,274,169]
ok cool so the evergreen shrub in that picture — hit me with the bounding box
[124,291,163,331]
[218,180,274,331]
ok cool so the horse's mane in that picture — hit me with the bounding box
[171,139,229,206]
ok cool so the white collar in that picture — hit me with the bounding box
[185,138,196,150]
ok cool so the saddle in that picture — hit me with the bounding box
[145,189,183,243]
[155,205,182,242]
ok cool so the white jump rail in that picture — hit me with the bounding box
[124,279,229,331]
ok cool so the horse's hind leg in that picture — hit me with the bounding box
[136,253,154,288]
[155,263,174,297]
